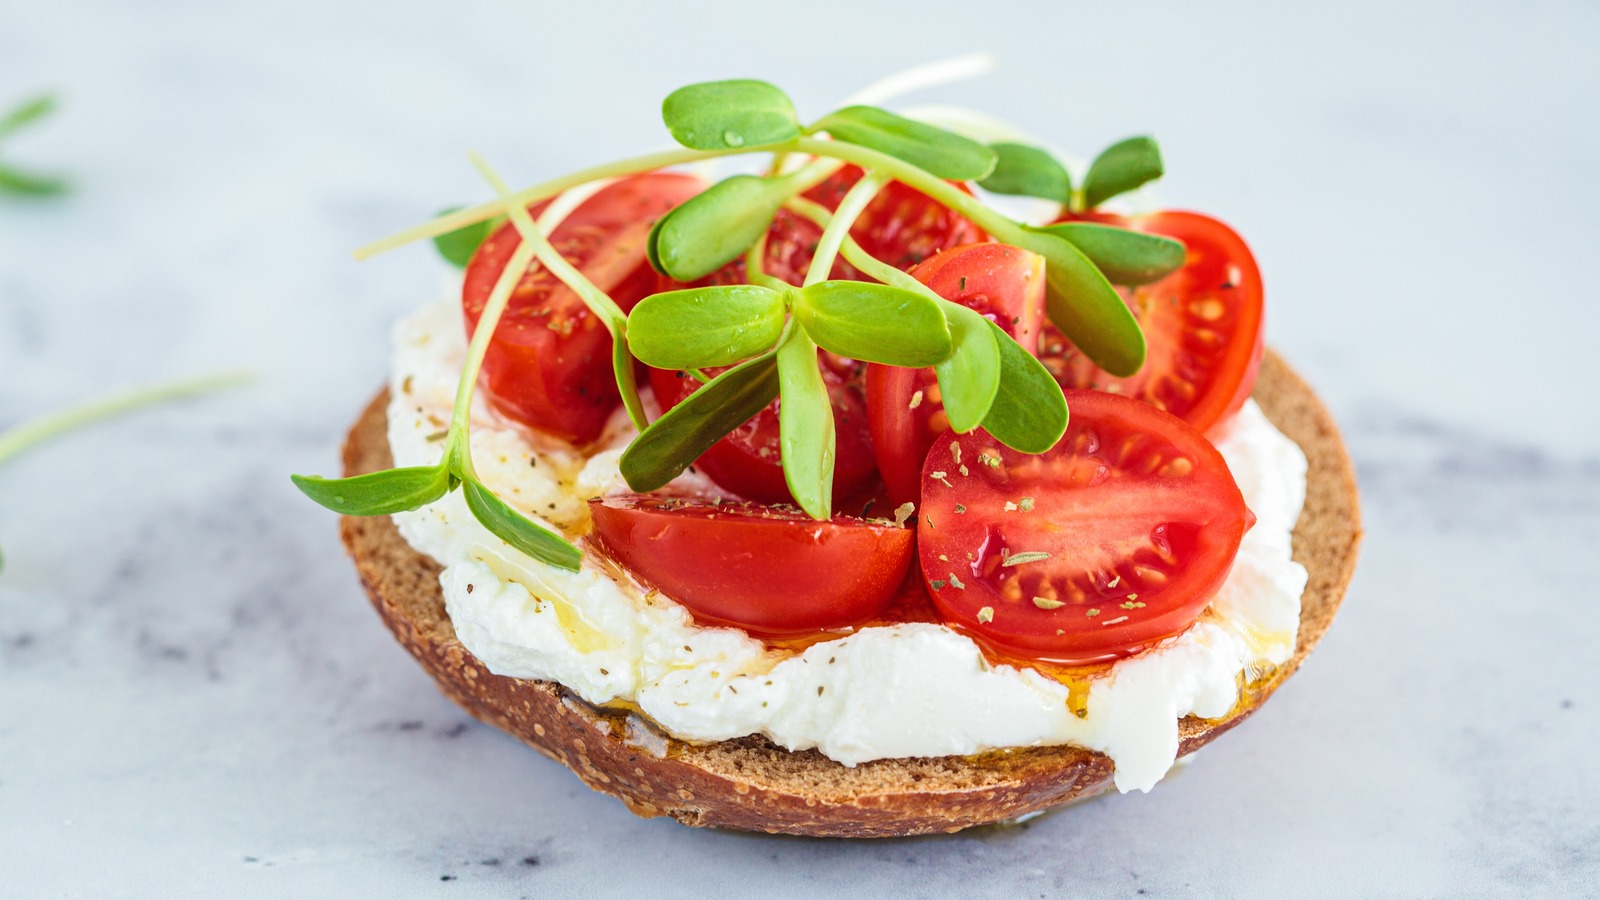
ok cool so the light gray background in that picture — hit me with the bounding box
[3,1,1597,896]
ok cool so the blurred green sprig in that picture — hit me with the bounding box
[0,93,69,197]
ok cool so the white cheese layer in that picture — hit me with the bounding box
[386,301,1309,793]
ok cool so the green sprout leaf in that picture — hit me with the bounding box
[1009,229,1145,377]
[1082,136,1163,209]
[980,322,1069,453]
[776,331,834,519]
[432,206,500,268]
[1036,222,1185,286]
[0,164,67,196]
[290,464,452,516]
[662,79,801,151]
[649,175,789,281]
[933,303,1002,432]
[811,106,997,181]
[620,352,781,492]
[0,94,57,141]
[979,142,1072,203]
[627,285,787,369]
[791,281,952,367]
[461,477,582,571]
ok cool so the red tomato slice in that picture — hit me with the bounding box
[917,390,1253,663]
[648,355,878,506]
[865,243,1047,506]
[588,496,914,636]
[463,172,706,445]
[1039,210,1264,435]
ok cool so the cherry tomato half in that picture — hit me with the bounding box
[463,173,706,445]
[917,390,1253,663]
[865,243,1046,506]
[1039,210,1264,436]
[648,355,878,506]
[588,496,914,636]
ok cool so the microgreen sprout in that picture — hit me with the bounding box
[302,72,1189,559]
[0,93,68,197]
[0,371,251,573]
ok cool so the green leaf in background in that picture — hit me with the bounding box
[811,106,997,181]
[1010,229,1146,377]
[619,352,781,492]
[980,321,1069,453]
[776,332,834,519]
[290,464,452,516]
[932,303,1001,432]
[1036,222,1186,286]
[1082,136,1163,209]
[662,79,802,151]
[0,164,68,196]
[461,478,582,571]
[979,142,1072,203]
[0,93,56,141]
[627,285,787,368]
[649,175,790,281]
[792,281,952,367]
[432,206,501,268]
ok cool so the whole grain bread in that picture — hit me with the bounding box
[337,349,1361,837]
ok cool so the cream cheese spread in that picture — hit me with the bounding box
[386,299,1309,793]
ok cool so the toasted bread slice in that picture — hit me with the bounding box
[337,349,1360,837]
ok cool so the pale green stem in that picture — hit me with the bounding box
[803,171,887,286]
[471,153,627,326]
[743,231,787,292]
[0,371,252,467]
[784,196,939,300]
[445,238,539,480]
[790,137,1027,244]
[355,145,758,260]
[470,152,650,432]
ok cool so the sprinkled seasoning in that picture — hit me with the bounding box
[908,390,923,410]
[947,572,966,590]
[1101,615,1130,626]
[978,450,1002,468]
[1032,597,1065,609]
[893,502,915,527]
[1003,501,1018,511]
[929,579,947,590]
[1086,608,1101,617]
[954,503,967,514]
[949,442,962,465]
[976,606,994,624]
[1108,575,1122,588]
[930,470,953,488]
[1001,551,1051,567]
[1018,497,1035,511]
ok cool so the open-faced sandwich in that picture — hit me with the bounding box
[295,71,1361,837]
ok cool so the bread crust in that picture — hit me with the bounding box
[338,349,1361,837]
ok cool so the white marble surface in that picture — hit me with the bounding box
[3,1,1597,896]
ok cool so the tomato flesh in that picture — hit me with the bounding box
[1040,210,1264,436]
[916,390,1252,663]
[866,242,1046,506]
[648,355,878,505]
[463,173,706,445]
[588,496,914,636]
